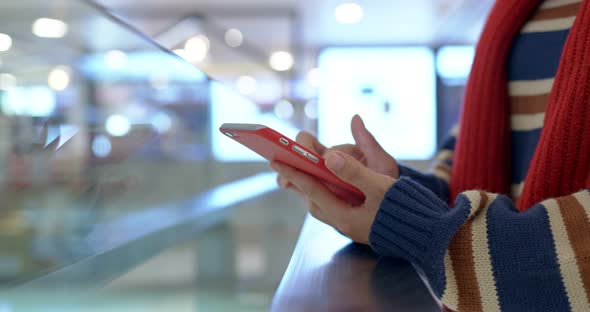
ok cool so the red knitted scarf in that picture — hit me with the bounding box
[450,0,590,211]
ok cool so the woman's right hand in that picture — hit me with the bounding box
[277,115,399,190]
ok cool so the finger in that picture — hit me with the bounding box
[306,198,331,225]
[274,164,303,192]
[277,175,306,196]
[287,184,304,196]
[277,175,290,188]
[270,161,350,211]
[351,115,386,155]
[327,144,364,161]
[278,171,333,226]
[277,175,291,189]
[324,151,377,193]
[296,131,327,155]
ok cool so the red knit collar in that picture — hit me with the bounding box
[450,0,590,210]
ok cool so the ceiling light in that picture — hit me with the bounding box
[225,28,244,48]
[334,3,364,24]
[269,51,294,72]
[151,112,172,133]
[105,114,131,137]
[104,50,128,69]
[0,33,12,52]
[184,35,209,63]
[32,18,68,38]
[48,66,71,91]
[274,100,294,120]
[173,48,188,60]
[92,135,112,158]
[236,76,257,95]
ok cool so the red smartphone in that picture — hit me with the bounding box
[219,123,365,202]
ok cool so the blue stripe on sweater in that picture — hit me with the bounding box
[440,136,456,151]
[507,30,570,80]
[510,129,541,183]
[486,196,570,311]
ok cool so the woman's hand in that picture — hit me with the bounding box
[277,115,399,192]
[271,151,396,244]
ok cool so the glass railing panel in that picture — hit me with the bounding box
[0,0,302,294]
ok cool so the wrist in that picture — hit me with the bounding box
[369,178,469,294]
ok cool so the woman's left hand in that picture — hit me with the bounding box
[270,151,396,245]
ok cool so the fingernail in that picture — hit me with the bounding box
[354,114,365,126]
[325,153,345,171]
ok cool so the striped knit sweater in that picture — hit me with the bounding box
[369,0,590,311]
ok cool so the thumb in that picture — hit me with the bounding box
[325,151,375,192]
[351,115,385,156]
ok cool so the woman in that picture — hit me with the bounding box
[272,0,590,311]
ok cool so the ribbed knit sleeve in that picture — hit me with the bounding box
[370,178,590,311]
[398,165,450,202]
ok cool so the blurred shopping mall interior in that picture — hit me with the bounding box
[0,0,492,310]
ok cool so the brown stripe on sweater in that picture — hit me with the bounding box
[448,191,488,312]
[556,195,590,303]
[510,94,550,114]
[532,2,581,21]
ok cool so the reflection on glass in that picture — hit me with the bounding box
[0,2,307,311]
[0,0,229,288]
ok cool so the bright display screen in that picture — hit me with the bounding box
[318,47,436,160]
